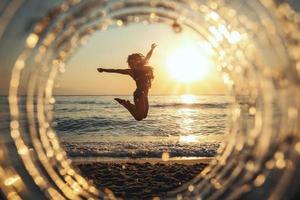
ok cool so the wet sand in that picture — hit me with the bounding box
[75,159,209,199]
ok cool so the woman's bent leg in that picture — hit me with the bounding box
[114,91,149,121]
[114,97,144,121]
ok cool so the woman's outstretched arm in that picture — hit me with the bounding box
[97,68,131,75]
[144,43,157,63]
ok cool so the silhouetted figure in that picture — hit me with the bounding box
[97,43,157,121]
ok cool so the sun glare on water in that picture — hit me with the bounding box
[179,135,199,143]
[181,94,197,104]
[166,42,213,83]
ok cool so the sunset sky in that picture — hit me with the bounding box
[54,23,227,95]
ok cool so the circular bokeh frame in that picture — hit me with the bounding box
[0,0,300,199]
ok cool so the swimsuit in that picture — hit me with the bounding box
[131,67,153,100]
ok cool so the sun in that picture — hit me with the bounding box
[166,43,212,83]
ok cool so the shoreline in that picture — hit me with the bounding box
[72,156,214,165]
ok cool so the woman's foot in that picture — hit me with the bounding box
[114,98,130,107]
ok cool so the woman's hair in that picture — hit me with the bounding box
[146,66,154,88]
[127,53,145,67]
[127,54,154,87]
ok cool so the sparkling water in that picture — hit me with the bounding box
[54,95,232,158]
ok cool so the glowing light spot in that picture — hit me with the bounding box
[206,11,220,21]
[275,152,286,169]
[150,12,156,19]
[166,43,211,83]
[89,186,96,193]
[276,159,286,169]
[18,147,28,155]
[254,174,266,187]
[249,107,256,115]
[26,33,39,48]
[49,97,55,104]
[188,184,194,192]
[10,120,19,129]
[56,153,63,161]
[4,175,20,186]
[209,26,223,41]
[218,24,229,36]
[46,150,54,158]
[34,176,43,185]
[266,160,275,169]
[15,59,25,70]
[162,152,170,161]
[116,20,123,26]
[222,73,232,85]
[229,31,242,44]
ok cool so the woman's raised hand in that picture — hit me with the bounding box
[97,67,104,72]
[151,43,157,49]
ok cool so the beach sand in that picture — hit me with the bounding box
[75,158,210,199]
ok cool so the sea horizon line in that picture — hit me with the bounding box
[0,94,229,97]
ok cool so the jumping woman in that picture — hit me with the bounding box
[97,43,157,121]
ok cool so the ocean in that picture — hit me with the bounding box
[53,95,232,159]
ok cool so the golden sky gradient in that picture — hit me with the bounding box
[54,23,227,95]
